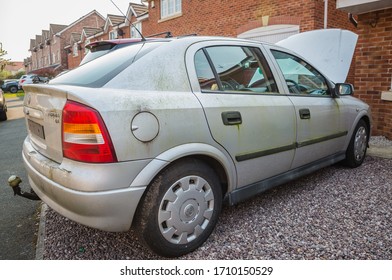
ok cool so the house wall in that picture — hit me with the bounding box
[65,13,105,70]
[354,8,392,139]
[142,0,354,36]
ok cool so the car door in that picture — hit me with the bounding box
[267,48,348,168]
[186,42,297,188]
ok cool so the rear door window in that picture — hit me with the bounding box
[195,46,278,94]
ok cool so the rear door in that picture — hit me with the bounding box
[186,41,297,188]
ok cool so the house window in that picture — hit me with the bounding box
[73,43,79,57]
[161,0,181,19]
[52,53,56,64]
[131,22,142,38]
[109,30,118,40]
[85,39,90,54]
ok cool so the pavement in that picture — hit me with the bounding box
[367,144,392,159]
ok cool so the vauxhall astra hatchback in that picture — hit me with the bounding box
[22,35,371,257]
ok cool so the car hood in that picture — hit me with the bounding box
[276,29,358,83]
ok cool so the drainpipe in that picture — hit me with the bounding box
[324,0,328,29]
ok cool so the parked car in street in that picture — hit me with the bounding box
[0,88,7,121]
[22,35,371,257]
[18,74,49,88]
[1,79,20,93]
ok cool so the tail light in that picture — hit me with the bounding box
[62,100,117,163]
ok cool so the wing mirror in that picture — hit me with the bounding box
[334,83,354,96]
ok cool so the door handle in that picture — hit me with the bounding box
[299,109,311,119]
[222,111,242,125]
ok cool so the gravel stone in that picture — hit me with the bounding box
[42,152,392,259]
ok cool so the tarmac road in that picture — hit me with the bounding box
[0,96,40,260]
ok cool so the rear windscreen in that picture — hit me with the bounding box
[50,42,162,88]
[80,44,115,65]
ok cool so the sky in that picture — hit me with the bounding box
[0,0,143,61]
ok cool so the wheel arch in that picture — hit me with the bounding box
[344,112,372,150]
[129,143,236,196]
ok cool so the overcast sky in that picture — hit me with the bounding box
[0,0,143,61]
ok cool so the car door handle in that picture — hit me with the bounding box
[299,109,311,119]
[222,111,242,125]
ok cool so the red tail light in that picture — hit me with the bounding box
[62,100,117,163]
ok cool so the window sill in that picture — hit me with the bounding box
[381,91,392,102]
[158,12,182,23]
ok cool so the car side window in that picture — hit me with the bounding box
[195,46,278,94]
[271,50,329,96]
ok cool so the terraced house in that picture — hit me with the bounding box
[25,10,105,74]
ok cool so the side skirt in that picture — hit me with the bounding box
[227,152,346,205]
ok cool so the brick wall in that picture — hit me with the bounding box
[354,8,392,139]
[65,12,105,70]
[141,0,353,37]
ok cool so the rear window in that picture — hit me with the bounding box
[80,44,114,65]
[50,42,162,88]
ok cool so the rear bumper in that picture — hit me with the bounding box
[22,137,147,232]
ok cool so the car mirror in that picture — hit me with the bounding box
[334,83,353,96]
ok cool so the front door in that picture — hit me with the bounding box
[269,49,347,168]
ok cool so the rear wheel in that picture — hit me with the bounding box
[9,86,18,93]
[135,158,222,257]
[343,119,368,167]
[0,110,7,121]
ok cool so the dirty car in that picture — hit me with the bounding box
[22,36,371,257]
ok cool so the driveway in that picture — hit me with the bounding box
[0,96,40,260]
[41,154,392,259]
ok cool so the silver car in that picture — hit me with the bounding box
[22,36,371,257]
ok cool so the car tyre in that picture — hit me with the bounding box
[0,110,7,121]
[135,158,222,257]
[9,86,18,93]
[343,119,368,167]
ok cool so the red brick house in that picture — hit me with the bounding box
[26,10,105,75]
[337,0,392,139]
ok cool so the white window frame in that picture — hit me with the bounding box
[85,39,90,54]
[161,0,182,19]
[73,43,79,57]
[131,22,142,38]
[109,30,118,40]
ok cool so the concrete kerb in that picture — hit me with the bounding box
[35,203,47,260]
[367,145,392,159]
[33,143,392,260]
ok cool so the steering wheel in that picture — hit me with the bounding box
[285,79,301,94]
[221,81,235,90]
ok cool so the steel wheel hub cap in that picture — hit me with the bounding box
[158,176,214,244]
[354,126,367,161]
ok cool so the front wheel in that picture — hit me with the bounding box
[135,158,222,257]
[343,119,369,167]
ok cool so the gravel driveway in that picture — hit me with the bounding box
[41,152,392,260]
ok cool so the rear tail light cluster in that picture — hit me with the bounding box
[62,100,117,163]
